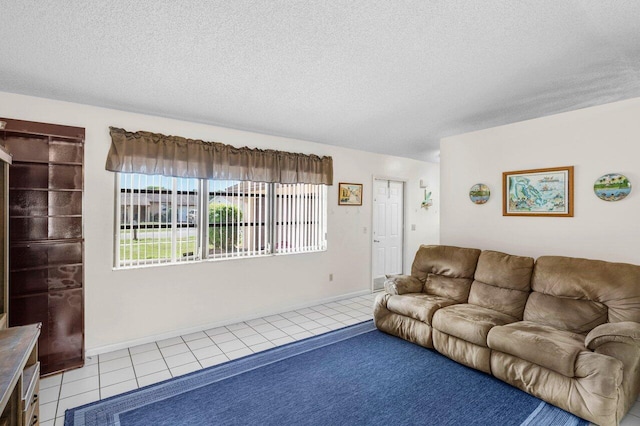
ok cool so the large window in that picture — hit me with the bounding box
[116,173,327,268]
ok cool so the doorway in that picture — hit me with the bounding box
[372,179,404,291]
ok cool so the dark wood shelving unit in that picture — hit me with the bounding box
[1,117,85,376]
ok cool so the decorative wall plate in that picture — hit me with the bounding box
[593,173,631,201]
[469,183,490,204]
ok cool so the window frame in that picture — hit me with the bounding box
[114,174,203,268]
[114,173,327,269]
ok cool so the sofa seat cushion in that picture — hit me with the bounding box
[487,321,586,377]
[386,293,457,325]
[432,304,518,347]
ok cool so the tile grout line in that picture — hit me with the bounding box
[128,347,141,391]
[53,377,63,422]
[185,336,205,374]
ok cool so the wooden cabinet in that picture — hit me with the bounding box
[1,118,85,375]
[0,324,41,426]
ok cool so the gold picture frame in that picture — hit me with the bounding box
[503,166,574,217]
[338,182,363,206]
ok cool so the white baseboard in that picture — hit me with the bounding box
[85,289,372,358]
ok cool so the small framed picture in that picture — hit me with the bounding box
[338,183,363,206]
[503,166,574,217]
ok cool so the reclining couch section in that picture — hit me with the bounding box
[432,250,534,374]
[373,245,481,348]
[488,255,640,426]
[373,245,640,426]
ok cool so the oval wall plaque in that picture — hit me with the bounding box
[469,183,490,204]
[594,173,631,201]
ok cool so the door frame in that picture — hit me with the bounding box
[370,175,408,293]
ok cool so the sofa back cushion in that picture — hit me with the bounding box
[525,256,640,332]
[524,292,608,334]
[411,245,481,302]
[468,250,534,319]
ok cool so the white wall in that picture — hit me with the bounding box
[441,97,640,265]
[0,91,439,354]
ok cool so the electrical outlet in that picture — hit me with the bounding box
[329,273,334,281]
[411,224,416,231]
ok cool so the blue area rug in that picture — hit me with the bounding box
[66,321,587,425]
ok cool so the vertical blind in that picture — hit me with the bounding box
[275,184,327,254]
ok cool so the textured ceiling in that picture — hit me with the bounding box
[1,1,639,162]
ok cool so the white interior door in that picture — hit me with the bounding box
[372,179,404,291]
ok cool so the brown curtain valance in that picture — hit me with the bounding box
[105,127,333,185]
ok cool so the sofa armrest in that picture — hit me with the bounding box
[384,275,422,295]
[585,322,640,350]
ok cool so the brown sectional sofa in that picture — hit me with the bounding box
[373,245,640,426]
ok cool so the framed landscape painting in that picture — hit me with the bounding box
[503,166,574,217]
[338,183,363,206]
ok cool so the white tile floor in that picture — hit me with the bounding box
[38,293,377,426]
[38,291,640,426]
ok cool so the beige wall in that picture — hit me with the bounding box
[0,91,439,355]
[440,97,640,264]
